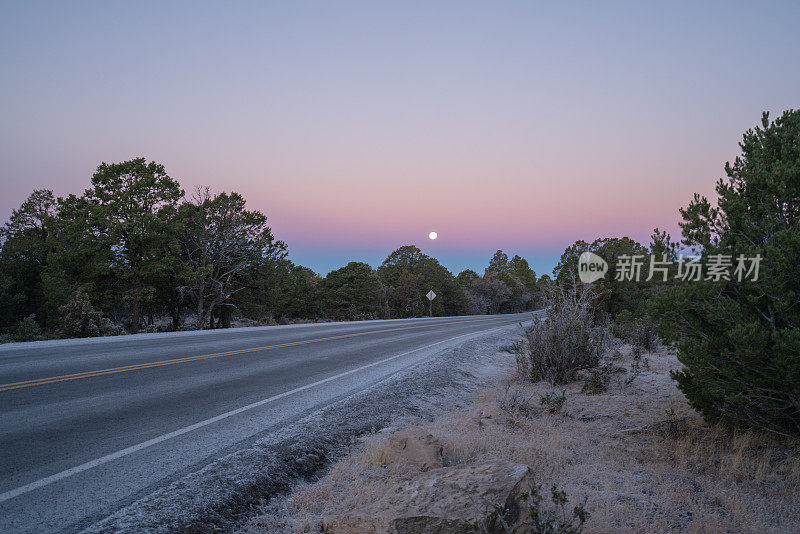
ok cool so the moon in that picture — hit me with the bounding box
[428,231,438,240]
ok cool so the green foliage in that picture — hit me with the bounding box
[652,110,800,436]
[43,193,109,323]
[12,314,42,342]
[377,245,463,317]
[321,262,382,320]
[553,237,649,319]
[1,160,543,337]
[613,309,659,351]
[0,271,26,332]
[456,269,480,287]
[178,188,286,329]
[275,263,321,319]
[0,190,56,329]
[485,250,510,277]
[552,240,590,286]
[57,290,118,338]
[519,482,588,534]
[44,159,184,332]
[482,250,539,312]
[481,481,588,534]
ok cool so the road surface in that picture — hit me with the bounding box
[0,313,529,532]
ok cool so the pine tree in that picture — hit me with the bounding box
[652,110,800,436]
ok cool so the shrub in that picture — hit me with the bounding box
[521,482,588,534]
[540,390,567,414]
[581,368,609,394]
[513,285,607,385]
[464,276,512,315]
[496,383,537,418]
[58,290,118,338]
[613,310,659,351]
[484,481,588,534]
[12,314,42,342]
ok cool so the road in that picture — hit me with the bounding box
[0,313,529,532]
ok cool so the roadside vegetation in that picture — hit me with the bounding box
[240,110,799,532]
[552,109,800,437]
[0,165,540,341]
[244,288,798,532]
[244,336,799,532]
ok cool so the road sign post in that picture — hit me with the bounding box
[426,290,436,317]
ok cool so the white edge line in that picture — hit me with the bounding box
[0,322,521,503]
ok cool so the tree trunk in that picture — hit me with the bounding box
[219,305,232,328]
[197,296,205,330]
[130,299,140,334]
[171,298,181,331]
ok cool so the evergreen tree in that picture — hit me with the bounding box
[0,190,56,330]
[321,262,382,320]
[45,159,184,332]
[178,188,286,329]
[377,245,462,317]
[652,110,800,436]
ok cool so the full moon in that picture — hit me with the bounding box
[428,231,438,240]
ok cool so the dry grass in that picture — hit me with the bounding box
[241,346,800,533]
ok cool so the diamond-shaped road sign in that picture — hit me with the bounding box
[426,290,436,301]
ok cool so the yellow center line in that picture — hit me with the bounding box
[0,317,503,393]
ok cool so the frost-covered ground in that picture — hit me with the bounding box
[83,322,526,533]
[246,345,800,533]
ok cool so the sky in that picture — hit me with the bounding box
[1,1,798,276]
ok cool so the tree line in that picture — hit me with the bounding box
[0,160,541,340]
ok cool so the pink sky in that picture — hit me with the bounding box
[1,2,798,275]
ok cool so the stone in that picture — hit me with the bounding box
[323,459,533,534]
[377,427,443,471]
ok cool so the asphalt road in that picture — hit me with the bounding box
[0,313,529,532]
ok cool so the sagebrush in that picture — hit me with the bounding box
[513,285,607,385]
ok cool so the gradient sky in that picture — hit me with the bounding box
[1,1,798,275]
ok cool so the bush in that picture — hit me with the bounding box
[540,390,567,414]
[12,314,42,342]
[58,290,118,338]
[581,368,609,394]
[484,481,588,534]
[613,310,659,351]
[513,285,607,385]
[522,482,588,534]
[464,276,512,315]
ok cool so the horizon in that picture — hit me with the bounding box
[2,2,799,276]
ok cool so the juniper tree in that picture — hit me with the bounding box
[0,189,56,330]
[321,262,382,320]
[652,110,800,436]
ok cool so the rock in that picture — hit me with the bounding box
[377,427,443,471]
[323,459,533,534]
